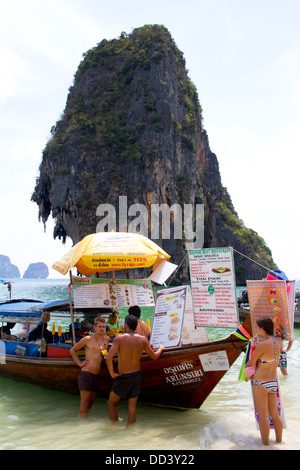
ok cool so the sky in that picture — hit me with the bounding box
[0,0,300,280]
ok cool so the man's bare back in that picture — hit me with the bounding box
[111,332,152,375]
[106,314,164,424]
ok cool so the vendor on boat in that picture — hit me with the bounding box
[28,321,52,344]
[0,322,15,335]
[128,305,149,339]
[68,322,82,342]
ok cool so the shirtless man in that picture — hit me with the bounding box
[106,314,164,425]
[128,305,149,339]
[70,316,109,417]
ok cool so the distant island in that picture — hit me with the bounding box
[23,262,49,279]
[0,254,20,278]
[0,255,49,279]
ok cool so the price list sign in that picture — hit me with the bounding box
[247,280,292,340]
[73,277,154,308]
[188,247,238,328]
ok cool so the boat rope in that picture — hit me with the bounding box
[230,335,248,352]
[287,356,300,362]
[230,247,275,274]
[167,246,275,287]
[167,252,188,286]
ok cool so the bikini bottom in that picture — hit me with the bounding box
[252,379,278,394]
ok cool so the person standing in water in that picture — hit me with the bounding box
[245,317,283,445]
[275,324,294,376]
[70,316,109,418]
[105,314,164,425]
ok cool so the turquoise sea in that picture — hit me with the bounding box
[0,278,300,451]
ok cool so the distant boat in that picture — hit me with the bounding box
[0,298,251,409]
[0,279,12,299]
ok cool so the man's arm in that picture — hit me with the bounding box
[144,340,164,360]
[105,337,120,379]
[69,337,88,368]
[283,339,294,353]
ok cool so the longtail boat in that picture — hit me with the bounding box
[0,298,252,409]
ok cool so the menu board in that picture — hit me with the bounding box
[188,247,239,328]
[181,288,209,345]
[72,277,155,308]
[150,286,187,349]
[150,286,209,349]
[247,280,292,340]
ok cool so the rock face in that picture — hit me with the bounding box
[23,262,49,279]
[32,25,276,284]
[0,255,20,278]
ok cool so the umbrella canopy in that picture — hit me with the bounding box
[267,269,289,281]
[52,232,171,276]
[267,269,290,293]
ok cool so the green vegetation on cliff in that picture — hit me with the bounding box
[48,25,201,172]
[32,24,277,284]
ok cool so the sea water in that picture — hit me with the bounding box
[0,278,299,451]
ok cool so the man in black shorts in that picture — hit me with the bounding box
[105,314,164,424]
[111,370,142,402]
[78,369,101,394]
[70,316,109,417]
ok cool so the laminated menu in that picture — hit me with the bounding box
[150,286,187,349]
[150,286,209,349]
[188,247,239,328]
[247,280,292,340]
[72,277,154,308]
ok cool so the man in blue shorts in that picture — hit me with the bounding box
[105,314,164,424]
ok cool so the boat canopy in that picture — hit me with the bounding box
[30,299,71,312]
[0,299,73,323]
[0,299,44,323]
[0,298,115,324]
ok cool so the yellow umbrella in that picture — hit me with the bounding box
[52,232,170,276]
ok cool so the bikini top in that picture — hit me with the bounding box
[258,336,280,364]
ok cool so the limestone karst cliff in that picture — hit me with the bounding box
[0,255,20,278]
[23,262,49,279]
[32,25,276,284]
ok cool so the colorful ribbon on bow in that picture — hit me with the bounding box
[233,325,253,382]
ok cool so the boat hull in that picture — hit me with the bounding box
[0,331,248,409]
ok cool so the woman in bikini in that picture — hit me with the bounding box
[245,317,283,445]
